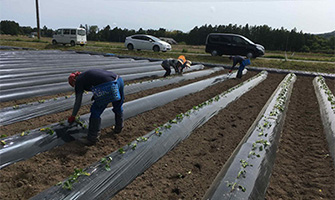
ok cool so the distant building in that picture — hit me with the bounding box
[159,37,178,45]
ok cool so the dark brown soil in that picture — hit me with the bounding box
[266,76,335,200]
[0,72,334,200]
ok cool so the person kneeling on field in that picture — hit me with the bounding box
[67,69,124,146]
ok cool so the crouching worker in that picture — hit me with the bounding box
[67,69,124,146]
[161,58,182,77]
[228,55,251,78]
[161,55,192,77]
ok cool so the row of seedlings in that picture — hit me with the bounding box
[203,73,296,200]
[313,76,335,166]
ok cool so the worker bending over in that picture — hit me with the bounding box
[228,55,251,78]
[161,55,191,77]
[68,69,124,146]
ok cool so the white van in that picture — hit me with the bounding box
[52,28,87,46]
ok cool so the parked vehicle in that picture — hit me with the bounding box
[52,28,87,46]
[124,34,171,52]
[205,33,265,58]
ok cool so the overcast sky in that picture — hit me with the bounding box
[1,0,334,34]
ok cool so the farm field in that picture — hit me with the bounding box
[0,49,334,200]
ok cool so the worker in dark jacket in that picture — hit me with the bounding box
[228,55,251,78]
[67,69,124,146]
[161,58,181,77]
[161,55,192,77]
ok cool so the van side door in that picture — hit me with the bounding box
[70,29,77,44]
[53,29,63,43]
[219,35,232,55]
[61,29,70,44]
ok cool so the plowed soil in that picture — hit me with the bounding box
[0,71,334,200]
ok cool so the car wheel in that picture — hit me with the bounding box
[153,45,160,52]
[127,44,134,50]
[80,44,84,47]
[211,50,218,56]
[70,41,75,46]
[52,40,57,45]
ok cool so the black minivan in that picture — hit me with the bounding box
[205,33,265,58]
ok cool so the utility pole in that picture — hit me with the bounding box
[35,0,40,39]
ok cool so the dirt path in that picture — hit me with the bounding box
[0,71,258,199]
[266,76,335,200]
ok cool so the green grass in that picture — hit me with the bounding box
[1,35,334,74]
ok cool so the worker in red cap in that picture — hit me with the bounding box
[68,69,124,146]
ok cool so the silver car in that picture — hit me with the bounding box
[124,34,171,52]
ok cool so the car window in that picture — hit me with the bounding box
[132,36,143,40]
[63,29,70,35]
[232,36,247,44]
[56,29,62,35]
[220,35,231,43]
[209,35,220,43]
[70,29,76,35]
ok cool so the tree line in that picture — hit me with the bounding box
[1,20,334,54]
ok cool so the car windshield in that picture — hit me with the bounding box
[241,36,254,44]
[78,30,86,36]
[147,35,160,42]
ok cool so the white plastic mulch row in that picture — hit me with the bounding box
[313,76,335,167]
[204,73,297,200]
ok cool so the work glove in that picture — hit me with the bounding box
[68,115,76,124]
[229,70,232,73]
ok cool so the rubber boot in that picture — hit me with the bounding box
[78,117,101,146]
[114,113,124,134]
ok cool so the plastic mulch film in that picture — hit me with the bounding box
[0,68,240,169]
[245,66,335,79]
[31,71,268,200]
[313,76,335,167]
[0,64,205,102]
[0,61,161,90]
[0,66,220,126]
[203,73,296,200]
[0,61,160,80]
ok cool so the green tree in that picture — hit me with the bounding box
[0,20,22,35]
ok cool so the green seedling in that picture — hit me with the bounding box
[38,99,45,103]
[61,168,90,190]
[100,156,113,171]
[13,105,19,109]
[1,140,6,145]
[132,143,137,150]
[237,170,246,179]
[118,148,126,154]
[40,127,55,135]
[227,181,245,192]
[21,131,30,136]
[240,159,253,168]
[0,134,7,138]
